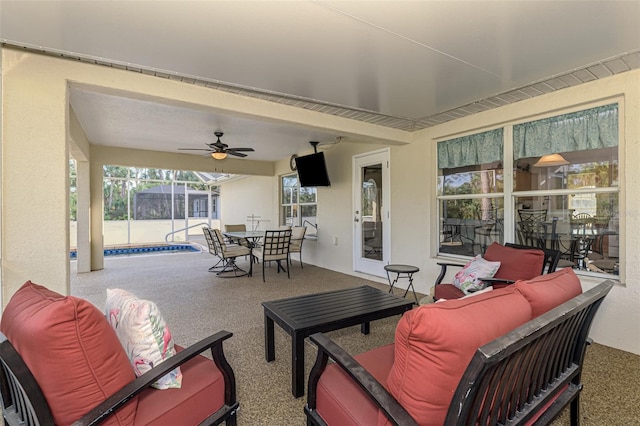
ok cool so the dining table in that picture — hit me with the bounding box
[224,230,265,247]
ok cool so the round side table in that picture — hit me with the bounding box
[384,264,419,304]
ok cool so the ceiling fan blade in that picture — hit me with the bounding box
[178,148,213,151]
[227,147,254,152]
[226,150,248,158]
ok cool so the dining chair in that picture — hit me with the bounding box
[289,226,307,268]
[570,213,595,268]
[253,229,292,282]
[474,207,502,254]
[516,220,549,248]
[202,227,224,272]
[211,228,252,277]
[517,208,548,223]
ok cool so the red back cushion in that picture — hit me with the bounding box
[385,286,532,425]
[515,267,583,317]
[484,242,545,281]
[0,281,137,426]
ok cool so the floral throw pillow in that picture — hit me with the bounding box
[105,289,182,389]
[453,255,501,294]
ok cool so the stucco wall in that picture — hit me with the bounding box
[219,176,275,231]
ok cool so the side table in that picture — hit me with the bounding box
[384,264,419,304]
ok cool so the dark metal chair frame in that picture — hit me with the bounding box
[0,330,239,426]
[255,229,292,282]
[305,280,614,426]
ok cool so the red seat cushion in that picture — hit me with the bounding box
[316,344,394,425]
[386,286,532,425]
[433,283,465,300]
[134,345,226,425]
[515,267,583,317]
[484,242,545,281]
[0,281,137,426]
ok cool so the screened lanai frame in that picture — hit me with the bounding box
[69,163,234,246]
[435,101,622,280]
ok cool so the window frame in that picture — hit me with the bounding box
[435,102,622,281]
[280,173,317,227]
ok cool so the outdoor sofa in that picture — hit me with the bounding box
[305,268,613,425]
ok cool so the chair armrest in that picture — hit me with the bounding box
[306,333,417,426]
[479,277,516,285]
[73,330,235,426]
[435,262,465,285]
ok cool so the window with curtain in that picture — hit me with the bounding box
[437,104,620,278]
[281,173,317,227]
[436,129,505,256]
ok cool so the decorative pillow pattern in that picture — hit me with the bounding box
[105,289,182,389]
[0,281,137,426]
[453,255,501,294]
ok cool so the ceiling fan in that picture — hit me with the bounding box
[178,131,255,160]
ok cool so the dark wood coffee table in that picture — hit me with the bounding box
[262,285,415,397]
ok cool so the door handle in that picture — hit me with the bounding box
[354,218,360,222]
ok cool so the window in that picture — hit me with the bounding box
[437,103,620,278]
[281,173,317,228]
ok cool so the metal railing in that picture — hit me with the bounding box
[165,222,210,242]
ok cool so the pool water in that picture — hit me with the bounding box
[70,244,200,259]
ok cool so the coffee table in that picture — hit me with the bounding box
[262,285,415,397]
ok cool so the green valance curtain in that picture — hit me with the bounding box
[513,103,618,160]
[437,128,503,169]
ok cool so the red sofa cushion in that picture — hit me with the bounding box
[316,344,394,425]
[385,286,532,425]
[484,242,545,281]
[515,267,583,317]
[134,345,226,425]
[433,283,465,300]
[0,281,137,426]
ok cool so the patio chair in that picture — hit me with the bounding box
[203,227,224,272]
[474,207,502,254]
[211,228,252,277]
[289,226,307,268]
[0,281,239,426]
[253,229,292,282]
[518,208,548,222]
[433,242,561,301]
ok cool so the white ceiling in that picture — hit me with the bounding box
[1,1,639,162]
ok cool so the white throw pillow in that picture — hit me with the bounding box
[453,255,501,294]
[105,288,182,389]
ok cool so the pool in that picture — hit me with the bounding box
[70,244,200,259]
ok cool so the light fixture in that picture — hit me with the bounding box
[211,151,227,160]
[533,153,569,167]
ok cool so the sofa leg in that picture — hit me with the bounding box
[570,395,580,426]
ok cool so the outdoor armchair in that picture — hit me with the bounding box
[433,242,561,301]
[0,281,239,426]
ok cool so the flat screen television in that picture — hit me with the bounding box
[294,152,331,187]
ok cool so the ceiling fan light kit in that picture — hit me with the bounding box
[178,131,255,160]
